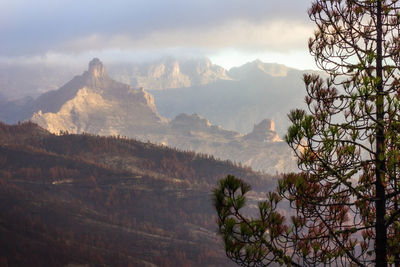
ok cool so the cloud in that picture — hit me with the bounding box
[57,19,313,54]
[0,0,314,57]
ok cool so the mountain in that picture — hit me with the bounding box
[0,121,278,266]
[150,59,312,136]
[228,60,293,79]
[108,57,231,90]
[24,59,296,173]
[31,58,167,137]
[162,114,292,172]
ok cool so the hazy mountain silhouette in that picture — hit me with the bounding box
[151,60,312,135]
[0,57,316,136]
[108,57,231,90]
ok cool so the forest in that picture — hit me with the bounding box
[0,121,278,266]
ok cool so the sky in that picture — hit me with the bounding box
[0,0,317,70]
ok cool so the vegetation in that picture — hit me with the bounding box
[0,121,277,266]
[214,0,400,266]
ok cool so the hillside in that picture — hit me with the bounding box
[0,121,278,266]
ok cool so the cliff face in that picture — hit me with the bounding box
[30,59,297,173]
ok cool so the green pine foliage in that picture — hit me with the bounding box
[214,1,400,266]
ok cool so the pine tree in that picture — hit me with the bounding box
[214,1,400,266]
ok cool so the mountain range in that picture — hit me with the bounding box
[150,59,314,135]
[0,57,319,136]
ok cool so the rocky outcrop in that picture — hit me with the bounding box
[88,58,106,78]
[244,119,281,142]
[163,115,295,173]
[170,113,237,138]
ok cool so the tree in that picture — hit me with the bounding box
[214,0,400,266]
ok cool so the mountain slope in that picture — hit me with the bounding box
[0,121,277,266]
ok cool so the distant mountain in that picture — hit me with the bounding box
[0,121,279,266]
[228,60,293,79]
[151,60,312,135]
[108,57,231,90]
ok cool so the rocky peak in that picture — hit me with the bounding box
[88,58,107,78]
[171,113,211,130]
[244,119,280,142]
[254,119,275,133]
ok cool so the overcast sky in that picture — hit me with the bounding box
[0,0,317,70]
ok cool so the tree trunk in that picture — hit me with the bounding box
[375,0,387,266]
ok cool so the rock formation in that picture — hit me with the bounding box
[32,58,168,137]
[244,119,280,142]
